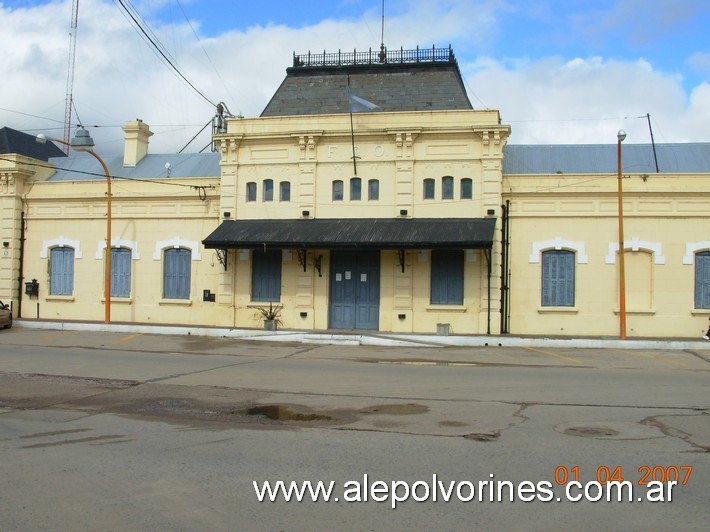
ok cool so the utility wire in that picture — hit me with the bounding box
[174,0,235,107]
[112,0,217,108]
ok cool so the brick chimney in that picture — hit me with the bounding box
[122,119,153,167]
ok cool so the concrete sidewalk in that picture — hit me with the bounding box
[14,318,710,352]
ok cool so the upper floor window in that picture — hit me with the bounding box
[163,248,191,300]
[368,179,379,201]
[350,178,361,201]
[333,180,344,201]
[246,182,257,202]
[461,178,473,200]
[442,176,454,200]
[279,181,291,202]
[541,250,575,307]
[50,247,74,296]
[263,179,274,202]
[694,251,710,309]
[423,178,435,200]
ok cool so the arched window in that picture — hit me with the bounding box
[350,177,361,201]
[423,178,435,200]
[541,250,575,307]
[163,248,191,300]
[461,178,473,199]
[332,180,344,201]
[263,179,274,202]
[111,247,132,298]
[442,176,454,200]
[50,247,75,295]
[696,251,710,309]
[279,181,291,202]
[368,179,379,201]
[246,182,257,202]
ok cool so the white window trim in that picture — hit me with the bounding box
[40,236,82,259]
[683,241,710,265]
[605,237,665,265]
[95,238,140,260]
[529,237,588,264]
[153,238,201,261]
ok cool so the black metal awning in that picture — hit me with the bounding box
[202,218,496,251]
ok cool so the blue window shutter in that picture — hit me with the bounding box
[542,250,575,306]
[50,247,74,295]
[431,250,463,305]
[164,248,191,299]
[111,248,131,298]
[252,249,282,302]
[696,252,710,309]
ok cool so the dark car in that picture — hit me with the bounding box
[0,300,11,329]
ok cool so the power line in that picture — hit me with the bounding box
[112,0,217,108]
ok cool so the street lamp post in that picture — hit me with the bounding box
[37,128,112,324]
[617,129,627,340]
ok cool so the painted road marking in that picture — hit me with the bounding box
[613,349,688,367]
[38,331,77,341]
[524,346,582,364]
[111,333,144,345]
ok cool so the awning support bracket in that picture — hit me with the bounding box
[297,249,307,272]
[215,249,228,271]
[397,250,405,273]
[312,254,323,277]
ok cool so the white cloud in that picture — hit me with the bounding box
[1,0,708,156]
[464,55,709,144]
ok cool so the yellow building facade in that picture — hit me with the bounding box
[1,48,708,338]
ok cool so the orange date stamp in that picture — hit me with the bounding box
[554,465,693,486]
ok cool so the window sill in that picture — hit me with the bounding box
[613,308,656,316]
[426,304,467,313]
[538,306,578,314]
[159,299,192,306]
[102,298,132,305]
[691,309,710,316]
[45,295,75,302]
[247,302,280,308]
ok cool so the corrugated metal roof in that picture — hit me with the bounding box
[503,143,710,174]
[203,218,496,250]
[46,152,220,181]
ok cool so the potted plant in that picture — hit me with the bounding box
[254,302,283,331]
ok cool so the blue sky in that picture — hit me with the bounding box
[1,0,709,152]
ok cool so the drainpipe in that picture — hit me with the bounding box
[17,211,25,318]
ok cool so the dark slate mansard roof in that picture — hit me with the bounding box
[0,127,66,161]
[261,46,473,116]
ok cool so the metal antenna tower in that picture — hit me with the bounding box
[63,0,80,154]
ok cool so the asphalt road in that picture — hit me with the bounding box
[1,327,708,531]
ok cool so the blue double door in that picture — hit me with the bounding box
[329,251,380,330]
